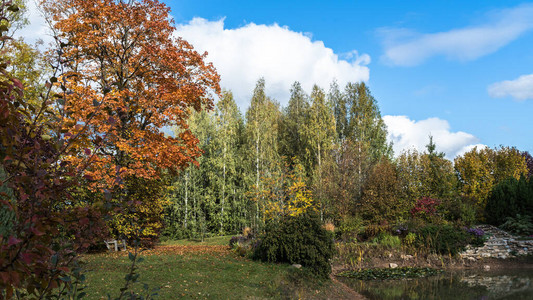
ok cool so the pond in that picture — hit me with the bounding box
[339,269,533,300]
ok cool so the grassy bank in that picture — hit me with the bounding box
[82,249,285,299]
[81,236,360,299]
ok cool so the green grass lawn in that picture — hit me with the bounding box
[81,236,354,299]
[82,248,288,299]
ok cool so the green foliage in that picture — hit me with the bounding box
[485,176,533,226]
[252,213,334,279]
[500,214,533,236]
[439,197,477,226]
[362,223,391,240]
[371,233,401,249]
[344,82,392,162]
[279,81,309,166]
[245,78,282,229]
[163,95,247,239]
[403,232,417,248]
[336,215,364,241]
[424,136,458,200]
[455,146,528,216]
[415,225,482,256]
[396,144,458,213]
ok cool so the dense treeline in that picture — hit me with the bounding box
[162,79,532,240]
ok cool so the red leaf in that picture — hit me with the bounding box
[8,236,22,247]
[31,227,44,236]
[84,148,91,155]
[20,252,33,264]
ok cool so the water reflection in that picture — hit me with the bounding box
[339,269,533,300]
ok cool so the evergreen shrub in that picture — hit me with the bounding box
[485,176,533,226]
[252,213,334,279]
[500,214,533,236]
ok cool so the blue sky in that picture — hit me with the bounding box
[22,0,533,158]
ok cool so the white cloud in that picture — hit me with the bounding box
[488,74,533,101]
[15,0,53,46]
[175,18,370,108]
[380,4,533,66]
[383,115,483,159]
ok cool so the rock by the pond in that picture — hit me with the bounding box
[460,225,533,260]
[389,263,398,268]
[291,264,302,269]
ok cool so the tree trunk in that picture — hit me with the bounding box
[255,128,260,227]
[221,142,226,233]
[184,171,188,229]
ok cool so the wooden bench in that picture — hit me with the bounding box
[104,239,127,251]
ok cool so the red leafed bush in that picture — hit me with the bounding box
[410,197,441,220]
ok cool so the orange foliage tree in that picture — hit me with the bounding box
[41,0,220,241]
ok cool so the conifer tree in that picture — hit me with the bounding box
[280,81,309,164]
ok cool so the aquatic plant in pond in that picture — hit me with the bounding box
[336,267,442,280]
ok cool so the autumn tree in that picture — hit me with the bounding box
[262,160,316,221]
[360,159,404,224]
[41,0,220,241]
[454,146,527,215]
[522,151,533,178]
[321,141,361,221]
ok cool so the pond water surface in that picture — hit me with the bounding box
[339,269,533,300]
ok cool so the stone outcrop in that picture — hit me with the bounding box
[460,225,533,260]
